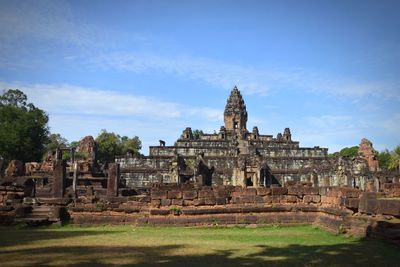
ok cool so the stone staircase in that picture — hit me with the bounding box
[15,205,60,225]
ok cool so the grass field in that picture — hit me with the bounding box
[0,224,399,267]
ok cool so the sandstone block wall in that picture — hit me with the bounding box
[147,183,365,209]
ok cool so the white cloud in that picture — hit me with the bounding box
[87,52,400,101]
[88,53,275,96]
[1,1,398,101]
[0,0,95,46]
[0,81,222,121]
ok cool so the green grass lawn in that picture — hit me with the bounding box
[0,224,398,267]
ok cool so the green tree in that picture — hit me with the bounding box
[45,133,69,154]
[95,130,121,163]
[378,150,391,170]
[70,141,80,148]
[0,89,28,108]
[95,130,141,163]
[121,136,141,155]
[0,89,49,164]
[389,146,400,173]
[192,129,204,140]
[339,146,359,157]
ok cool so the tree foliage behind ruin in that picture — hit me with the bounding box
[378,150,391,170]
[0,89,49,165]
[339,146,359,157]
[192,129,204,140]
[95,129,141,163]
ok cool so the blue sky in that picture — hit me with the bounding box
[0,0,399,154]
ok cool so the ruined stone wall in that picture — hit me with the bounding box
[256,135,273,141]
[176,140,231,147]
[257,147,327,157]
[146,183,363,208]
[253,141,301,149]
[121,172,174,188]
[116,156,174,188]
[65,182,400,239]
[116,156,170,170]
[0,185,24,206]
[2,178,400,241]
[148,147,176,156]
[198,134,220,141]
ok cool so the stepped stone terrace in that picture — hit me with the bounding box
[116,86,377,190]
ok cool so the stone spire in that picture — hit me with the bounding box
[358,138,379,172]
[224,86,248,131]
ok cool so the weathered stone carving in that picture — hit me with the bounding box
[40,152,55,172]
[358,138,379,172]
[283,128,292,142]
[25,162,41,175]
[77,135,96,161]
[181,127,193,140]
[224,86,248,131]
[5,160,25,177]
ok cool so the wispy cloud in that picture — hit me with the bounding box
[1,1,398,101]
[87,52,400,100]
[0,81,221,121]
[0,0,94,46]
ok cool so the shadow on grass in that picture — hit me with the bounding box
[1,238,399,267]
[0,226,124,247]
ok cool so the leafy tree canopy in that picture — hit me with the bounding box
[0,89,49,164]
[389,145,400,172]
[45,133,69,154]
[95,129,141,163]
[192,129,204,140]
[339,146,359,157]
[378,150,391,170]
[0,89,28,108]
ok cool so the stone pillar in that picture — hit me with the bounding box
[53,160,66,198]
[312,173,319,187]
[323,176,330,187]
[70,147,76,163]
[107,163,120,198]
[253,171,260,187]
[374,178,380,192]
[240,170,246,187]
[72,162,78,199]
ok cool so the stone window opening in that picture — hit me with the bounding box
[234,121,238,129]
[246,177,253,187]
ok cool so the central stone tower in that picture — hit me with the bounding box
[224,86,248,131]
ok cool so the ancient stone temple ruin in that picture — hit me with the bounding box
[116,86,375,189]
[1,86,400,243]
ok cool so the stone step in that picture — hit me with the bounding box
[25,214,50,219]
[32,206,51,211]
[27,211,50,216]
[35,192,52,198]
[15,217,49,224]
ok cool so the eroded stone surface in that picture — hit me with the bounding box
[358,138,379,172]
[5,160,25,177]
[76,136,96,161]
